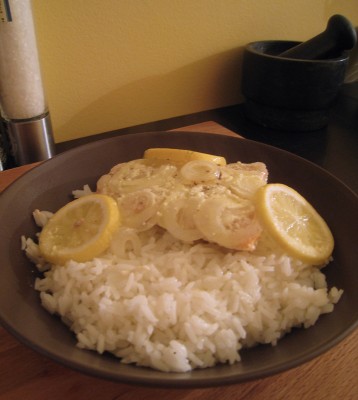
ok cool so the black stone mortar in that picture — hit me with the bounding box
[241,40,350,131]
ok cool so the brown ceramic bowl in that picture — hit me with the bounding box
[0,131,357,387]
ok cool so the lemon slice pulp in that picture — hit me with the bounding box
[143,148,226,166]
[39,194,120,264]
[255,183,334,265]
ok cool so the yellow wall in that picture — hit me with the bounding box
[32,0,358,143]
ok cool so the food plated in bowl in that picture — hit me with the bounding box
[24,148,339,373]
[0,131,357,387]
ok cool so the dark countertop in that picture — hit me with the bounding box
[54,82,356,195]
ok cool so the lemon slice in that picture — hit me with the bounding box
[39,194,120,264]
[143,148,226,166]
[255,183,334,265]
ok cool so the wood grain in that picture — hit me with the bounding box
[0,328,357,400]
[0,122,357,400]
[0,162,40,192]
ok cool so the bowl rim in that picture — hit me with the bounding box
[245,40,350,63]
[0,130,357,388]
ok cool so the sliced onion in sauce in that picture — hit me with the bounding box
[110,227,142,257]
[194,197,262,251]
[180,160,220,183]
[220,164,268,200]
[161,197,203,242]
[100,159,178,195]
[118,189,159,231]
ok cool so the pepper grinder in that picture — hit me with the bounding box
[0,0,55,167]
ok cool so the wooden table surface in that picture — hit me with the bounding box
[0,122,357,400]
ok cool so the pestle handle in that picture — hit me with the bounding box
[280,14,357,60]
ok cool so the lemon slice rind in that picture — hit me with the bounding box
[255,183,334,265]
[39,194,120,265]
[143,148,226,166]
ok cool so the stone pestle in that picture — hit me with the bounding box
[279,14,357,60]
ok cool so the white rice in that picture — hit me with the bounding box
[24,210,342,373]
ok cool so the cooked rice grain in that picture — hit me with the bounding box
[26,221,342,373]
